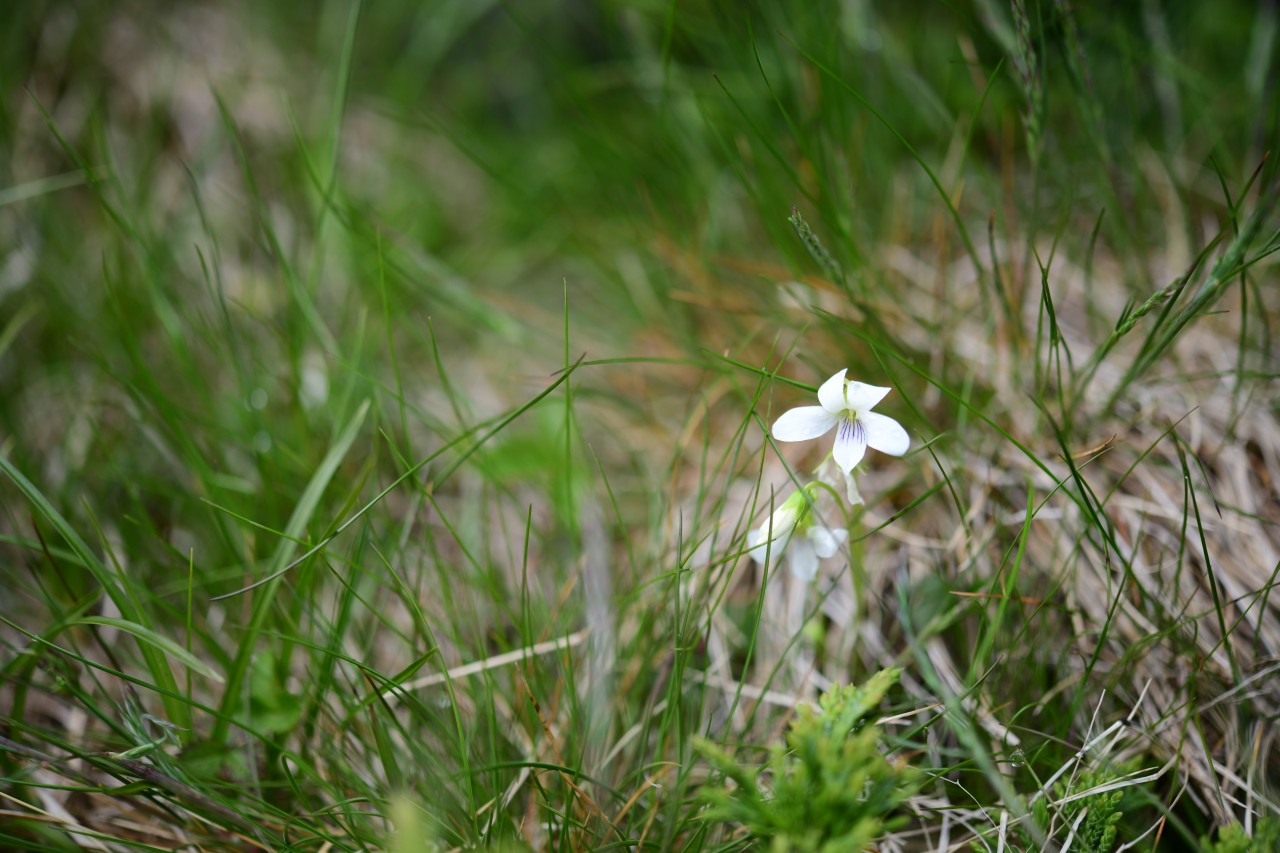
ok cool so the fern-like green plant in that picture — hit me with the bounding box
[1200,816,1280,852]
[1017,766,1135,852]
[694,668,919,852]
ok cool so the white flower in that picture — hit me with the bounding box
[771,369,910,474]
[747,488,848,581]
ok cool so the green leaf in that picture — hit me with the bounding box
[77,616,224,683]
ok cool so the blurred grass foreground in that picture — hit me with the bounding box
[2,1,1279,850]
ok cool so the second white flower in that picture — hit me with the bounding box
[746,487,847,581]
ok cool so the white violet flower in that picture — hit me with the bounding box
[771,369,910,474]
[747,487,848,581]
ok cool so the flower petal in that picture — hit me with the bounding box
[772,406,838,442]
[807,525,847,558]
[788,540,819,581]
[843,381,891,411]
[842,469,864,506]
[832,417,868,473]
[748,528,791,564]
[861,411,910,456]
[816,369,849,413]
